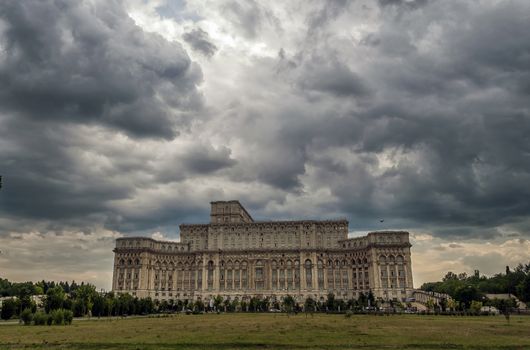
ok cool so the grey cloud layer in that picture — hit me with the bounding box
[1,0,530,245]
[0,0,203,140]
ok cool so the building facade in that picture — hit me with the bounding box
[112,201,414,303]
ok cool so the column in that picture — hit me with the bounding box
[323,265,328,290]
[312,254,318,292]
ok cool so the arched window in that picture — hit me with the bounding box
[294,260,300,288]
[305,259,313,289]
[197,261,203,289]
[226,260,233,291]
[241,261,248,289]
[234,260,240,289]
[207,261,214,291]
[255,260,264,290]
[286,260,293,289]
[271,260,278,289]
[317,260,324,290]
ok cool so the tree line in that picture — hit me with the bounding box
[1,275,379,323]
[420,263,530,310]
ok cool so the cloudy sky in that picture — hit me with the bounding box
[1,0,529,290]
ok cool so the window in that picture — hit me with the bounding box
[207,261,214,291]
[242,262,248,288]
[294,261,300,288]
[197,263,203,289]
[305,259,312,289]
[317,260,324,290]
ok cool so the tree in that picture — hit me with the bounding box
[304,297,316,314]
[51,309,65,325]
[443,272,459,281]
[470,300,483,314]
[72,284,97,316]
[240,301,248,312]
[336,299,346,312]
[259,297,270,312]
[282,295,295,314]
[92,294,106,318]
[116,293,135,315]
[72,299,85,317]
[176,299,184,312]
[0,278,12,297]
[516,274,530,302]
[213,295,223,312]
[325,293,335,311]
[454,285,483,310]
[249,297,261,312]
[138,297,154,314]
[44,286,65,312]
[231,298,240,312]
[487,298,516,314]
[64,309,74,325]
[346,298,358,311]
[19,308,33,325]
[223,298,231,312]
[357,292,367,308]
[194,299,205,312]
[1,298,17,320]
[159,300,169,313]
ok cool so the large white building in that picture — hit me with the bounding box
[112,200,414,303]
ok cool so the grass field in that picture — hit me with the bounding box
[1,313,530,350]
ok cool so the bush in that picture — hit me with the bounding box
[63,309,73,325]
[51,309,64,325]
[20,308,33,325]
[1,298,17,320]
[46,313,53,326]
[33,311,48,325]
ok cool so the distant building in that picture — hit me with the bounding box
[485,293,527,310]
[112,200,414,303]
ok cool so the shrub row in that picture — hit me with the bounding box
[20,308,73,326]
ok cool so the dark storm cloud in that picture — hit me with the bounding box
[297,59,371,97]
[228,0,530,239]
[2,0,530,245]
[182,144,236,173]
[0,0,203,140]
[352,4,528,236]
[0,117,136,225]
[156,143,237,184]
[0,0,212,237]
[182,28,218,57]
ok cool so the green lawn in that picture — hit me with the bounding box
[1,313,529,350]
